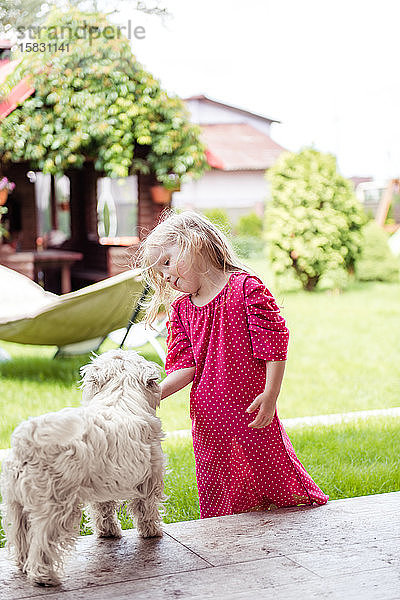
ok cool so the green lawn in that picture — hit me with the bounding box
[161,414,400,516]
[161,414,400,523]
[2,415,397,546]
[0,273,399,547]
[1,276,399,447]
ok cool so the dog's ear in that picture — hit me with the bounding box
[80,361,108,402]
[141,362,161,409]
[142,362,161,389]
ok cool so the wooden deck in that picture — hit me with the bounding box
[1,492,399,600]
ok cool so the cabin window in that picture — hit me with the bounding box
[97,175,138,245]
[35,173,71,247]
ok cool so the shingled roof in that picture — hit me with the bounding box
[201,123,287,171]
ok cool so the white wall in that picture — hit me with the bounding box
[172,170,270,221]
[186,99,272,136]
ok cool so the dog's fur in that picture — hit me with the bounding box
[0,349,166,586]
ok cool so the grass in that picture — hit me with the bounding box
[279,281,400,417]
[159,415,400,519]
[2,415,397,546]
[0,269,399,547]
[246,257,400,417]
[127,414,400,524]
[1,276,399,446]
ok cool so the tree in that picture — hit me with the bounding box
[0,7,207,186]
[265,148,366,291]
[355,222,399,282]
[0,0,170,32]
[0,0,46,32]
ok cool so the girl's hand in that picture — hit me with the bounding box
[246,393,277,428]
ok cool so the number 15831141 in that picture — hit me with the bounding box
[18,43,70,53]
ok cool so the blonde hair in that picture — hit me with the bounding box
[133,209,249,325]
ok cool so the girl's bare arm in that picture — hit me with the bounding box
[246,360,286,428]
[160,366,196,400]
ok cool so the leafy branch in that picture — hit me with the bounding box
[0,6,208,186]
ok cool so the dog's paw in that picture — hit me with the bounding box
[18,562,28,574]
[138,523,163,538]
[29,573,61,587]
[98,529,123,539]
[96,521,123,539]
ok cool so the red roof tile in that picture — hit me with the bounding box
[201,123,287,171]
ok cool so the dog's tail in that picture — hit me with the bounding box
[12,408,85,449]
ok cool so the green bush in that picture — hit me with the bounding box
[355,222,399,282]
[232,235,265,258]
[0,7,207,185]
[317,266,350,292]
[236,212,263,238]
[265,148,366,291]
[202,208,232,236]
[0,206,7,238]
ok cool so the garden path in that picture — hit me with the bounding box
[166,406,400,439]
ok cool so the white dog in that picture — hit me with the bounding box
[0,349,166,587]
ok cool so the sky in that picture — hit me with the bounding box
[104,0,400,181]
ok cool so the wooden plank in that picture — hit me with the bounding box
[2,555,399,600]
[163,492,400,566]
[287,538,400,577]
[1,555,318,600]
[0,530,210,599]
[1,493,398,599]
[209,567,400,600]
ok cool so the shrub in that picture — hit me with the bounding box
[0,206,7,238]
[232,235,265,258]
[236,212,263,238]
[202,208,232,236]
[317,267,350,292]
[355,222,399,282]
[265,148,366,291]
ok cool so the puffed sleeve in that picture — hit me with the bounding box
[165,304,196,375]
[244,275,289,361]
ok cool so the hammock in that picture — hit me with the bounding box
[0,266,147,355]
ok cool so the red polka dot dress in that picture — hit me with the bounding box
[165,270,329,518]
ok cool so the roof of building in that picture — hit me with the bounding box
[184,94,280,124]
[348,176,374,189]
[200,123,287,171]
[0,69,285,171]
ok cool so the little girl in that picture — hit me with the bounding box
[136,210,329,518]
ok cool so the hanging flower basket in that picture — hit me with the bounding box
[150,185,173,205]
[0,177,16,205]
[0,189,8,206]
